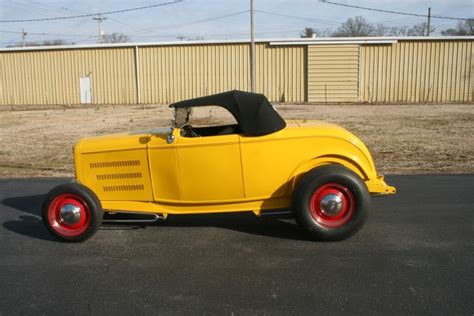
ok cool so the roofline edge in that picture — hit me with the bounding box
[1,36,473,52]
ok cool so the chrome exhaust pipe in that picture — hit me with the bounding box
[102,211,164,223]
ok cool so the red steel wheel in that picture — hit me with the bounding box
[293,165,370,241]
[47,193,91,237]
[42,183,102,242]
[309,183,355,228]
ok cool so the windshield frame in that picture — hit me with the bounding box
[172,107,193,128]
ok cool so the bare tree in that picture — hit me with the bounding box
[374,24,389,36]
[407,22,435,36]
[300,27,316,38]
[103,33,129,43]
[374,24,410,36]
[187,36,205,41]
[388,25,410,36]
[441,19,474,36]
[7,39,72,47]
[299,16,460,38]
[42,39,70,46]
[299,27,332,38]
[332,16,375,37]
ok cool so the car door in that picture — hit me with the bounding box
[175,130,245,202]
[147,131,181,202]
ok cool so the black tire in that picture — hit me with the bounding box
[42,182,103,242]
[293,165,370,241]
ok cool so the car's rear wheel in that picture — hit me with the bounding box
[42,183,102,242]
[293,165,370,241]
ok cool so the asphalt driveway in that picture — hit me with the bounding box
[0,175,472,314]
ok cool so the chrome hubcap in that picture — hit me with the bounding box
[58,203,82,225]
[319,194,343,216]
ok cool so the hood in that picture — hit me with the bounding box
[75,131,151,154]
[75,128,171,154]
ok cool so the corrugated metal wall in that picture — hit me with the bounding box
[139,43,304,103]
[360,41,473,103]
[307,44,360,102]
[139,44,248,104]
[255,44,305,102]
[0,39,472,105]
[0,48,136,105]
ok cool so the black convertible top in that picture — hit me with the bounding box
[169,90,286,136]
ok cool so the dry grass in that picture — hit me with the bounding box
[0,103,473,178]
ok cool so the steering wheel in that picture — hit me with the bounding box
[180,124,200,137]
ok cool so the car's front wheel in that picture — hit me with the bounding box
[42,183,103,242]
[293,165,370,241]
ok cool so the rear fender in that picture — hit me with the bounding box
[288,155,370,194]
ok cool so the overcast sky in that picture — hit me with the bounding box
[0,0,472,46]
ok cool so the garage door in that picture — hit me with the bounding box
[307,45,359,102]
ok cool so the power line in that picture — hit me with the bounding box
[130,10,249,35]
[107,17,151,33]
[8,1,78,16]
[2,28,302,43]
[372,16,422,24]
[107,11,249,37]
[144,10,249,32]
[0,30,94,38]
[201,29,303,38]
[1,10,251,44]
[255,10,343,26]
[4,1,95,34]
[0,1,182,23]
[318,0,470,21]
[18,3,148,37]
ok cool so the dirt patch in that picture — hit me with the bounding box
[0,103,473,178]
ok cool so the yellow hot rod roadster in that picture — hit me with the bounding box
[42,90,395,242]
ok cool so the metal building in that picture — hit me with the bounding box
[0,36,472,105]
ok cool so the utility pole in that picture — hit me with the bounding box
[427,7,431,36]
[93,16,107,43]
[21,28,27,47]
[250,0,256,93]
